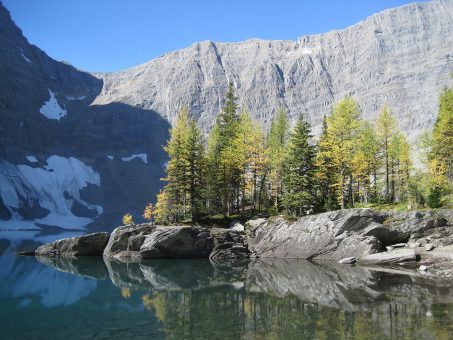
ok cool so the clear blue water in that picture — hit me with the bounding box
[1,232,453,339]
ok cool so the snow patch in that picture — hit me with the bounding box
[39,89,67,120]
[66,96,86,101]
[0,156,102,230]
[25,156,38,163]
[19,48,31,64]
[302,48,313,54]
[106,155,114,160]
[121,153,148,164]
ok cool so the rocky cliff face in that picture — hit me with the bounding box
[0,2,169,231]
[93,0,453,140]
[1,1,453,231]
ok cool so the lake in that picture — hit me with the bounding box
[1,232,453,339]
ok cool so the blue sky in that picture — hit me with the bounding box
[3,0,420,72]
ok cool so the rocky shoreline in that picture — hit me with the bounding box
[24,208,453,279]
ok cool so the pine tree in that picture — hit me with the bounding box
[325,98,361,209]
[352,121,380,204]
[432,79,453,183]
[158,107,206,222]
[282,114,317,216]
[247,121,268,212]
[376,105,397,202]
[206,122,222,214]
[162,107,190,220]
[205,82,242,215]
[316,115,338,210]
[143,203,155,225]
[389,131,412,201]
[186,119,206,219]
[268,109,289,213]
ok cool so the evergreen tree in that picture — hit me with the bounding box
[206,82,242,215]
[388,131,412,201]
[247,120,269,212]
[186,119,206,219]
[268,109,289,213]
[352,121,380,205]
[376,105,397,202]
[206,122,222,214]
[162,107,191,220]
[324,98,361,209]
[158,107,206,222]
[316,115,338,210]
[282,114,317,216]
[432,79,453,183]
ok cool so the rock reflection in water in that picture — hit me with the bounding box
[30,257,453,339]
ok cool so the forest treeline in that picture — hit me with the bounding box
[153,80,452,224]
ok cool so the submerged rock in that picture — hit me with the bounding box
[35,232,109,257]
[359,249,418,266]
[140,226,214,258]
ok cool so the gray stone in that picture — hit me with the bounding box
[35,232,109,257]
[338,257,357,264]
[103,223,155,258]
[248,209,382,260]
[229,220,245,232]
[140,226,214,258]
[246,218,268,230]
[209,228,250,262]
[425,243,435,251]
[419,265,428,272]
[359,249,418,266]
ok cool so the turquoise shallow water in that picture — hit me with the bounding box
[1,232,453,339]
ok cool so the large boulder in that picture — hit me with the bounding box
[35,232,109,257]
[248,209,383,260]
[140,226,214,258]
[103,223,155,258]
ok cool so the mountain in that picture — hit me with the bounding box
[1,1,453,232]
[0,2,169,231]
[94,0,453,138]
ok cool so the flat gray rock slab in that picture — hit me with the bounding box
[36,232,110,257]
[140,226,214,258]
[359,249,417,266]
[338,257,357,264]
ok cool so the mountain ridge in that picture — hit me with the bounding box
[92,0,453,141]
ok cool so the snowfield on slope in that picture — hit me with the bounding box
[0,156,102,230]
[39,89,67,120]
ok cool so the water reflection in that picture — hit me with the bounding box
[1,238,453,339]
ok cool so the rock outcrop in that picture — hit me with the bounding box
[248,209,384,260]
[359,248,418,265]
[140,226,214,258]
[209,228,250,262]
[103,223,155,258]
[35,232,109,257]
[31,208,453,278]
